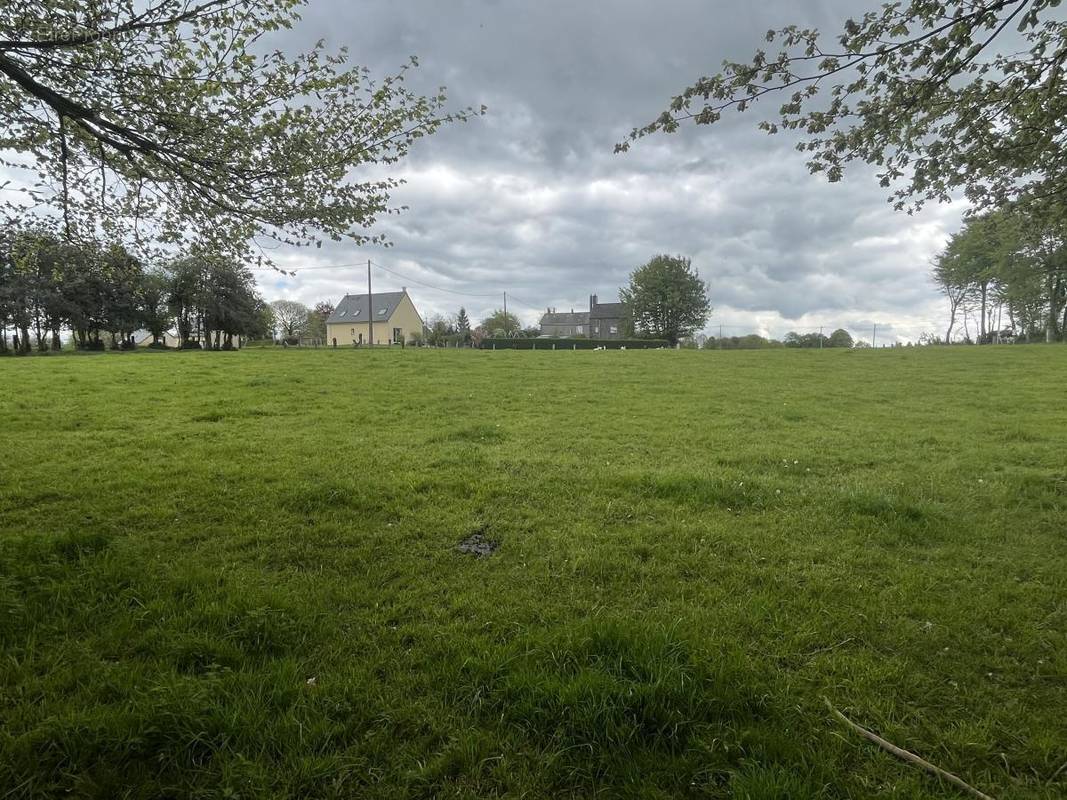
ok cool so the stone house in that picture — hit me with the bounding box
[587,294,626,339]
[538,293,627,339]
[539,308,588,337]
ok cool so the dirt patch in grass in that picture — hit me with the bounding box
[457,532,498,557]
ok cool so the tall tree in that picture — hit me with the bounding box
[480,309,521,337]
[99,245,145,349]
[0,1,481,261]
[827,328,854,348]
[931,249,974,344]
[305,301,335,342]
[271,299,309,341]
[456,307,471,344]
[425,314,453,346]
[620,254,710,345]
[137,269,172,346]
[167,256,206,348]
[932,204,1067,342]
[622,1,1067,216]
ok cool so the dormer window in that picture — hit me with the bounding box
[378,308,387,316]
[351,308,360,317]
[338,310,347,317]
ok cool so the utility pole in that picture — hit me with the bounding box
[872,323,877,349]
[718,323,722,349]
[503,291,508,336]
[367,259,373,347]
[819,326,823,349]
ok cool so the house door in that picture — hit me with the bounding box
[393,327,402,344]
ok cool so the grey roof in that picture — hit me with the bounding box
[327,291,407,324]
[540,311,589,325]
[590,302,625,320]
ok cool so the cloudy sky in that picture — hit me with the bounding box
[258,0,967,343]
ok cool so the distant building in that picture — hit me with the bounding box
[538,293,626,339]
[587,294,626,339]
[539,308,588,337]
[326,289,424,346]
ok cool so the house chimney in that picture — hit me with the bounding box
[590,294,597,310]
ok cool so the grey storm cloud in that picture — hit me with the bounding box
[244,2,969,340]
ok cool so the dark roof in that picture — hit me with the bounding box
[327,291,407,324]
[590,302,625,320]
[541,311,589,325]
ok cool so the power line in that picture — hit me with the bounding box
[504,292,544,310]
[369,260,498,298]
[253,257,504,300]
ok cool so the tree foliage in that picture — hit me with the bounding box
[0,225,266,353]
[0,1,482,261]
[479,309,521,338]
[269,299,308,340]
[455,307,471,344]
[424,313,453,346]
[305,301,334,341]
[704,334,784,350]
[619,254,710,345]
[623,1,1067,215]
[828,328,854,348]
[934,205,1067,342]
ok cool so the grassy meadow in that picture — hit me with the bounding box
[0,345,1065,799]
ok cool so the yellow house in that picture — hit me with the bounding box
[326,289,425,346]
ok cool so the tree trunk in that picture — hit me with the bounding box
[979,281,987,343]
[33,313,45,351]
[50,327,61,350]
[945,293,960,343]
[1048,273,1059,343]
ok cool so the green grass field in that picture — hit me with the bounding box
[1,346,1065,799]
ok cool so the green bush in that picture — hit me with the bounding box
[479,338,669,350]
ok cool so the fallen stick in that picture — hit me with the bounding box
[825,698,996,800]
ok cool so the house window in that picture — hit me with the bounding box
[378,308,387,316]
[393,327,402,343]
[576,325,583,334]
[350,328,355,335]
[351,308,361,317]
[609,325,618,334]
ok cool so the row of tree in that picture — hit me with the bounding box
[932,205,1067,344]
[699,329,862,350]
[0,227,270,354]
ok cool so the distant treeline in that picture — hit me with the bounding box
[0,228,271,354]
[701,330,861,349]
[932,204,1066,344]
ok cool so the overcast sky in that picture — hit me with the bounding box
[258,0,965,343]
